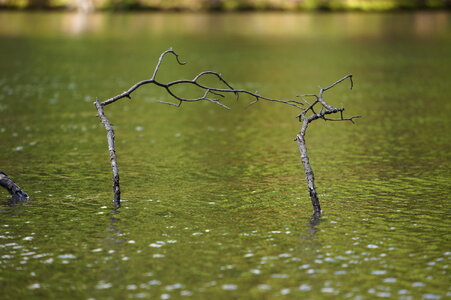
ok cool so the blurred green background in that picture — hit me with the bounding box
[1,0,451,11]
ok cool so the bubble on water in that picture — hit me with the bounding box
[192,232,203,236]
[128,240,136,244]
[222,284,237,290]
[166,240,177,244]
[335,270,347,275]
[135,126,143,132]
[321,287,336,293]
[250,269,261,275]
[244,253,254,258]
[367,244,378,249]
[371,270,387,275]
[92,248,102,252]
[258,284,271,291]
[324,257,335,262]
[41,258,54,264]
[160,294,170,299]
[134,292,148,298]
[271,274,289,279]
[423,294,441,299]
[376,292,391,297]
[180,290,192,296]
[96,281,112,289]
[220,265,234,270]
[153,254,165,258]
[58,254,76,259]
[279,253,291,258]
[166,283,183,291]
[280,288,291,295]
[384,278,397,283]
[412,282,425,287]
[13,146,23,152]
[149,280,161,285]
[28,283,40,290]
[127,284,137,290]
[298,284,311,291]
[22,237,34,241]
[149,242,165,248]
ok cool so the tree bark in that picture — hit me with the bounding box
[296,120,321,217]
[94,100,121,207]
[0,171,28,200]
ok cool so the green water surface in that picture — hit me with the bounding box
[0,11,450,299]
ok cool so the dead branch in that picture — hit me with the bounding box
[95,48,301,206]
[94,100,120,207]
[0,171,28,200]
[295,75,359,217]
[95,49,359,217]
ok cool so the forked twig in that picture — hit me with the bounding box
[95,49,359,217]
[295,74,359,217]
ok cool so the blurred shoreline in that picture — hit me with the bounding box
[0,0,450,12]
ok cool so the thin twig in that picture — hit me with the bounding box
[95,49,359,215]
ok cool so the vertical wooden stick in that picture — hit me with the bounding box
[94,100,120,207]
[296,121,321,217]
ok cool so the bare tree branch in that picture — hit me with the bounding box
[151,47,187,81]
[94,49,359,216]
[94,99,120,207]
[295,74,358,217]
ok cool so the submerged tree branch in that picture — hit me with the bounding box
[95,49,359,216]
[95,48,302,206]
[296,75,359,217]
[0,171,28,200]
[94,100,120,207]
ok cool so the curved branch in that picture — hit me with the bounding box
[0,171,28,200]
[94,49,359,215]
[151,48,187,81]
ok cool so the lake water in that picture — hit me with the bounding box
[0,11,450,299]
